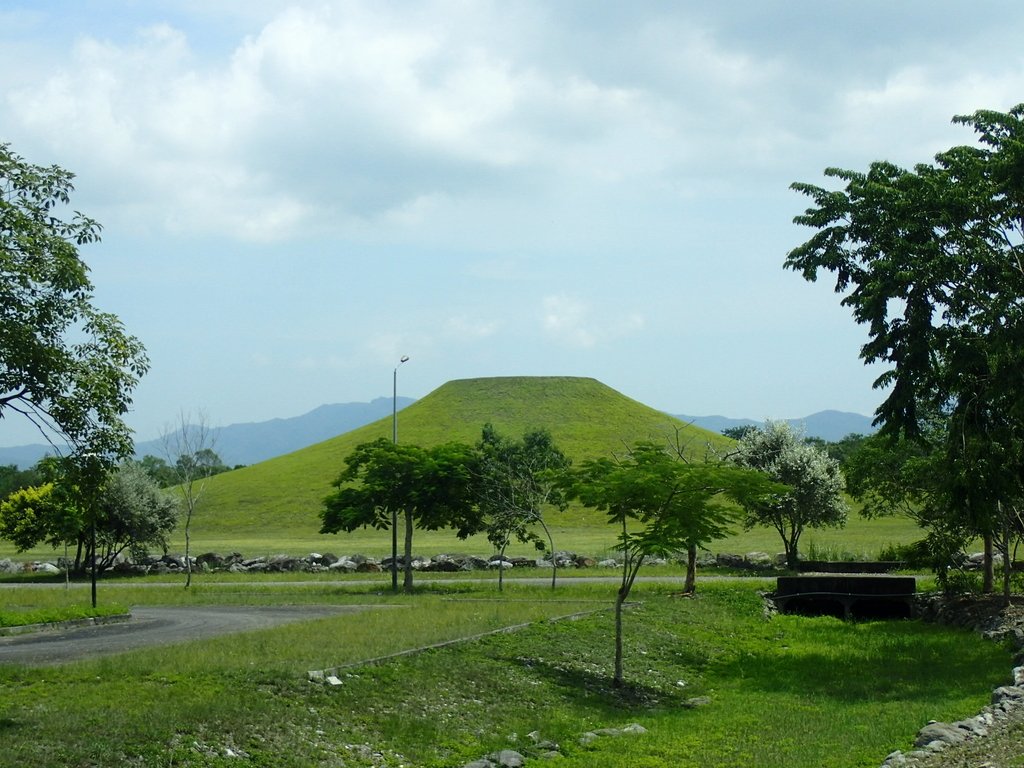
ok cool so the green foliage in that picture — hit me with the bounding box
[322,438,482,590]
[96,462,179,566]
[787,105,1024,597]
[0,463,41,501]
[0,142,148,460]
[733,421,847,567]
[0,482,77,552]
[567,441,777,685]
[477,423,570,588]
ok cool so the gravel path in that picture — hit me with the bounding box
[0,604,390,666]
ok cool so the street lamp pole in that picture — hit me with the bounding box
[391,355,409,592]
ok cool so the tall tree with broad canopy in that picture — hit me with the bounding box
[1,143,148,462]
[786,105,1024,599]
[476,423,570,591]
[732,421,848,568]
[566,441,779,688]
[321,438,483,592]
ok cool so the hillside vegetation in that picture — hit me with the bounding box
[194,377,730,539]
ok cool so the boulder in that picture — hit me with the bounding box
[914,722,967,747]
[744,552,773,567]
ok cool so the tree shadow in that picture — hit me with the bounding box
[513,654,694,711]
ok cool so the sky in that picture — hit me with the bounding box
[3,1,1024,447]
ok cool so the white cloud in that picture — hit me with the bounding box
[446,315,499,341]
[541,294,644,349]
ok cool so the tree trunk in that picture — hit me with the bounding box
[613,589,625,688]
[403,509,414,593]
[983,532,994,594]
[683,543,697,593]
[1000,503,1012,607]
[537,518,556,589]
[184,511,193,589]
[498,539,507,593]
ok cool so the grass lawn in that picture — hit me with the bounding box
[0,506,926,564]
[0,579,1011,767]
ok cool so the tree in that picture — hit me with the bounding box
[844,421,1010,589]
[722,425,758,441]
[137,455,177,488]
[94,462,178,569]
[1,143,148,461]
[0,460,176,574]
[786,105,1024,600]
[161,412,222,587]
[321,438,483,592]
[567,441,776,688]
[475,424,570,591]
[732,421,848,568]
[0,463,41,501]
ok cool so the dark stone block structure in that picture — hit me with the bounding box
[773,575,917,619]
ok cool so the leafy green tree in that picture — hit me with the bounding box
[94,462,178,569]
[721,425,758,441]
[1,143,148,461]
[0,482,75,552]
[0,461,175,576]
[733,421,848,568]
[137,455,177,488]
[0,463,41,501]
[567,441,777,687]
[476,424,570,591]
[321,438,483,592]
[786,104,1024,599]
[844,422,996,588]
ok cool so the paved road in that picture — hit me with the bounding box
[0,604,389,666]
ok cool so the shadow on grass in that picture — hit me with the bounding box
[713,618,1010,704]
[518,655,693,711]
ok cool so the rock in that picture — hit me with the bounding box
[914,722,967,747]
[598,559,619,568]
[683,696,711,708]
[620,723,647,735]
[462,761,495,768]
[744,552,772,567]
[494,749,525,767]
[992,685,1024,706]
[329,559,357,572]
[716,553,744,568]
[196,552,225,569]
[34,562,61,574]
[881,750,907,766]
[1013,666,1024,686]
[574,556,596,568]
[356,561,382,573]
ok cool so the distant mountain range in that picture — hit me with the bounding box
[674,410,878,443]
[0,397,415,469]
[0,399,875,469]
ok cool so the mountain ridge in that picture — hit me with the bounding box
[0,397,875,469]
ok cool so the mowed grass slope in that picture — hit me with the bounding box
[193,377,730,541]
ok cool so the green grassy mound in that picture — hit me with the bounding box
[192,376,730,539]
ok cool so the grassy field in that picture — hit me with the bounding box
[0,578,1011,767]
[0,509,925,564]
